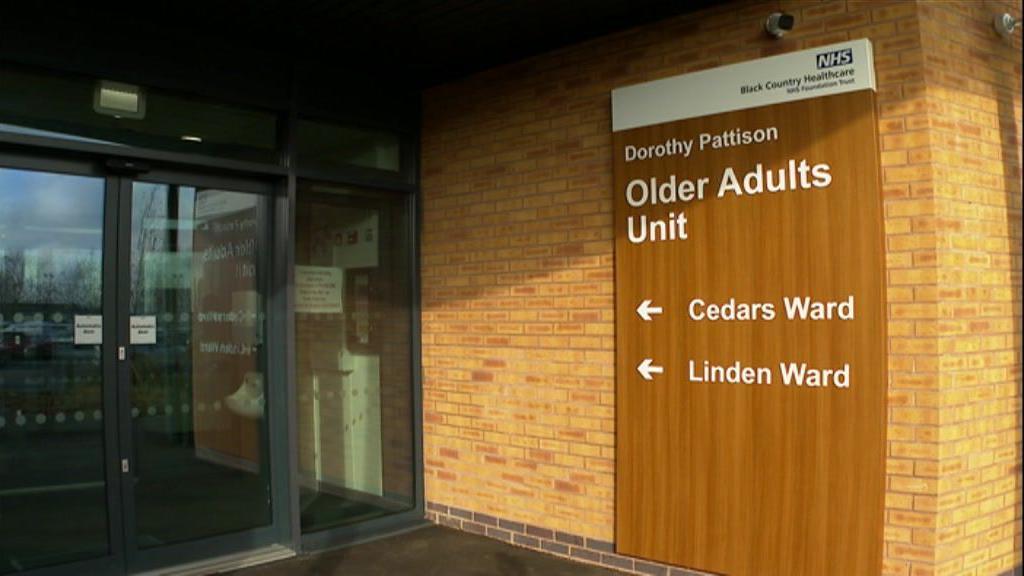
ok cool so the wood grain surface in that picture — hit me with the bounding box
[614,90,887,575]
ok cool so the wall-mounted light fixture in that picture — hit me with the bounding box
[93,80,146,119]
[994,13,1020,38]
[765,12,795,39]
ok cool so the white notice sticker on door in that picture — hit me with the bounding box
[295,266,343,314]
[74,315,103,345]
[130,315,157,344]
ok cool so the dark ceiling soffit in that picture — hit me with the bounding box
[1,1,717,90]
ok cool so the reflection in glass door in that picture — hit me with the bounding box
[1,158,280,575]
[0,165,112,574]
[122,178,273,554]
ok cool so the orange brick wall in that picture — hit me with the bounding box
[420,1,1022,575]
[917,2,1022,575]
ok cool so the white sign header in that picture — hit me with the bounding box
[612,39,876,132]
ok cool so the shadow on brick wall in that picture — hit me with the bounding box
[997,74,1022,576]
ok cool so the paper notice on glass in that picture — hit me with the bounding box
[74,315,103,345]
[130,315,157,344]
[296,266,343,313]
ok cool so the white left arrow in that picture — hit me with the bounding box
[637,358,664,381]
[636,299,663,321]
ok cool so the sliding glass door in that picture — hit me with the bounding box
[2,151,421,573]
[0,155,283,575]
[118,173,277,568]
[0,160,116,575]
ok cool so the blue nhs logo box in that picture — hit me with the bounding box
[816,48,853,69]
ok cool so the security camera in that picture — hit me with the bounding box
[765,12,795,38]
[994,13,1020,38]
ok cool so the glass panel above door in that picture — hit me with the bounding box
[0,166,109,574]
[295,119,401,174]
[127,180,272,548]
[0,65,279,164]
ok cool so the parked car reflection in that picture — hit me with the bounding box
[0,320,97,363]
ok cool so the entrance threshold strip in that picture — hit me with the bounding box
[134,544,294,576]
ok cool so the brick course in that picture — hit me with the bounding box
[420,1,1022,574]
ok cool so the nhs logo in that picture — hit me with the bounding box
[816,48,853,69]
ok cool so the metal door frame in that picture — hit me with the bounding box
[0,148,293,576]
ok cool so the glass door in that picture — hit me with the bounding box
[1,153,283,576]
[0,154,121,576]
[116,170,279,572]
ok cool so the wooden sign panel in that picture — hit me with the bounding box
[613,50,887,575]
